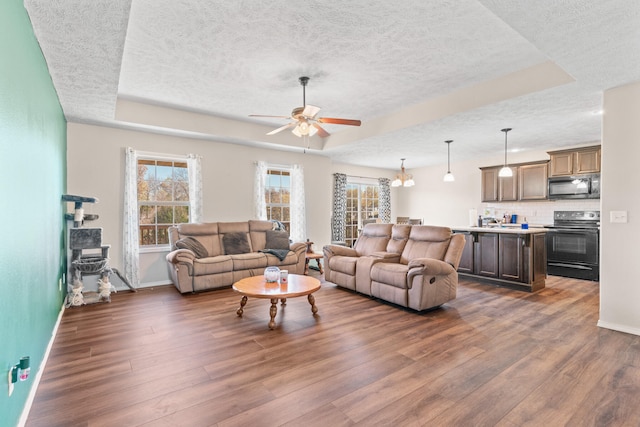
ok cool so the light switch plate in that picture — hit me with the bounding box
[610,211,628,223]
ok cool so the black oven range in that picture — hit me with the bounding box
[545,210,599,281]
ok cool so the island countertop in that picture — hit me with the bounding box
[452,226,548,234]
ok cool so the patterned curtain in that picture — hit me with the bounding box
[290,164,306,243]
[187,154,203,223]
[123,147,139,288]
[332,173,347,242]
[253,161,268,220]
[378,177,391,223]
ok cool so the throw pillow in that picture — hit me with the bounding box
[223,232,251,255]
[265,230,290,250]
[175,236,208,258]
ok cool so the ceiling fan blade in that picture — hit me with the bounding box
[302,105,321,119]
[266,122,295,135]
[312,123,330,138]
[249,114,291,119]
[317,117,362,126]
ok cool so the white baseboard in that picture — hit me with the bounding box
[597,319,640,337]
[115,280,172,291]
[18,301,66,427]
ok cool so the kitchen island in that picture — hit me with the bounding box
[452,226,548,292]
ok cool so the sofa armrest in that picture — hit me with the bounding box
[290,241,307,254]
[323,244,358,258]
[407,258,455,288]
[166,249,196,274]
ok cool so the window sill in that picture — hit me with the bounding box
[139,245,171,254]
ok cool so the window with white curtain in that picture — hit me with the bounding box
[265,168,291,233]
[254,161,306,243]
[137,157,190,247]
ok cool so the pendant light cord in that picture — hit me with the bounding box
[501,128,512,167]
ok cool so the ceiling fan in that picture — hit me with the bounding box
[250,76,361,138]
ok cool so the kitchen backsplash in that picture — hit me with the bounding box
[481,199,601,226]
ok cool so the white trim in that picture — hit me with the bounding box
[347,176,379,186]
[137,280,173,289]
[266,163,292,172]
[18,302,66,427]
[136,151,189,161]
[139,245,170,254]
[597,319,640,336]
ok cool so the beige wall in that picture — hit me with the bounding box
[67,123,395,287]
[599,81,640,335]
[69,98,640,336]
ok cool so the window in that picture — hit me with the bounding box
[264,169,291,232]
[137,158,190,246]
[345,182,379,247]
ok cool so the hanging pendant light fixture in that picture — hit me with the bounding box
[391,158,415,187]
[443,140,455,182]
[498,128,513,177]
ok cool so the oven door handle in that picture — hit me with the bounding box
[547,229,599,234]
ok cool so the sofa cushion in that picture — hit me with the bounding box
[193,256,234,276]
[223,232,251,255]
[328,255,358,275]
[387,225,411,254]
[400,226,452,264]
[264,250,299,266]
[353,223,393,256]
[171,223,223,256]
[231,252,268,270]
[265,230,290,250]
[371,263,410,289]
[175,237,208,258]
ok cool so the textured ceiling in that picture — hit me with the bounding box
[24,0,640,170]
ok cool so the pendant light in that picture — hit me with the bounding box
[498,128,513,178]
[391,158,415,187]
[443,140,455,182]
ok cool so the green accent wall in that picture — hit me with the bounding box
[0,1,67,425]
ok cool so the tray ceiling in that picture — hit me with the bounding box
[24,0,640,169]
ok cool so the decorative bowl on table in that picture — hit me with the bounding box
[264,266,281,283]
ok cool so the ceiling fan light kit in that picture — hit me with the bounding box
[443,139,455,182]
[250,76,361,140]
[391,158,415,187]
[498,128,513,178]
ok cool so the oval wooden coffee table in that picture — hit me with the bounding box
[232,274,321,329]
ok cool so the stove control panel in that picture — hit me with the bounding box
[554,210,600,221]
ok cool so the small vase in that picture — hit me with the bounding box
[264,266,281,283]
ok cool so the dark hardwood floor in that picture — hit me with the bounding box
[26,272,640,427]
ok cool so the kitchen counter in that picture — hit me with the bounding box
[453,226,548,234]
[451,226,547,292]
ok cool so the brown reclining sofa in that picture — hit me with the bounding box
[166,220,306,293]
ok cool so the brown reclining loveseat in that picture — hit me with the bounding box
[323,223,464,311]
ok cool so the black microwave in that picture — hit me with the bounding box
[548,174,600,199]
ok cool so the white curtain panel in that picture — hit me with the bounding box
[254,161,268,220]
[290,164,307,243]
[123,147,139,288]
[187,154,203,223]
